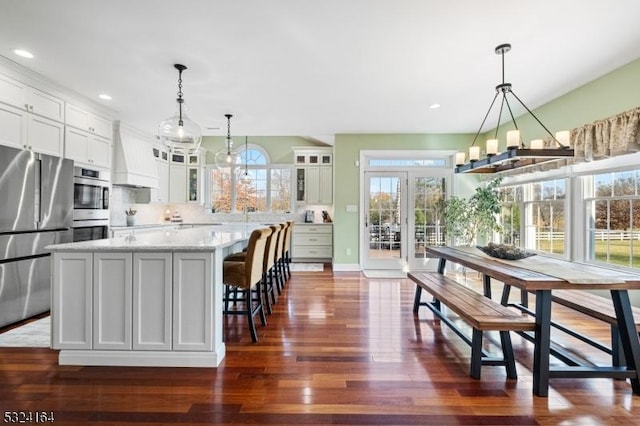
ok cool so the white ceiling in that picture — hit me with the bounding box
[2,0,640,141]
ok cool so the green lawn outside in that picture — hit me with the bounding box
[536,239,640,267]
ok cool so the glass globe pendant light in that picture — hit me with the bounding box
[239,136,252,185]
[158,64,202,154]
[214,114,238,170]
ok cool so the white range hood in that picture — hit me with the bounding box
[112,121,159,188]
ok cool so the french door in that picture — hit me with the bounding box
[363,171,447,271]
[363,172,407,270]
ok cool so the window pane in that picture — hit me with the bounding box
[211,169,232,213]
[595,173,613,197]
[271,168,292,213]
[236,168,267,212]
[613,171,635,196]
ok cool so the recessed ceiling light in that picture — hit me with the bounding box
[429,103,441,109]
[13,49,34,59]
[98,94,112,100]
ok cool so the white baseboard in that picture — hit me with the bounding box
[332,263,361,272]
[58,346,226,367]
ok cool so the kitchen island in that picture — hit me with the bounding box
[47,224,255,367]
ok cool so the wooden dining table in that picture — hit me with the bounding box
[422,246,640,397]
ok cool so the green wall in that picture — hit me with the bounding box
[332,134,472,265]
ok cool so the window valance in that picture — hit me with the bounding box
[501,106,640,176]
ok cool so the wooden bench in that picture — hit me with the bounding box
[551,289,640,366]
[505,286,640,366]
[409,272,535,379]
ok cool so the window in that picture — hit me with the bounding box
[525,179,566,255]
[499,186,522,246]
[208,146,292,213]
[587,169,640,268]
[368,158,447,167]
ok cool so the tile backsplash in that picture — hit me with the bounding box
[110,186,331,226]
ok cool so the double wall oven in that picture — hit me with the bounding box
[73,166,110,242]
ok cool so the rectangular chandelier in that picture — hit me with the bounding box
[455,43,574,174]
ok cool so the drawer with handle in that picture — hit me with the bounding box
[294,246,332,258]
[293,233,332,246]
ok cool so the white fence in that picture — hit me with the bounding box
[536,231,640,241]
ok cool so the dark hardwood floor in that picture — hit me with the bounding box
[1,266,639,425]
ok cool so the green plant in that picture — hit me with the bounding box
[442,178,503,246]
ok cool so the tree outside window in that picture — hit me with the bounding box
[209,145,292,213]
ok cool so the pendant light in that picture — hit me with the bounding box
[454,43,574,174]
[214,114,238,170]
[239,136,252,184]
[158,64,202,154]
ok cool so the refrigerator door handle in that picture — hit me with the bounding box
[34,158,41,229]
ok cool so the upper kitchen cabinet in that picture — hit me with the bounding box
[65,103,112,139]
[294,148,333,205]
[64,126,111,168]
[150,145,170,204]
[0,73,65,156]
[0,99,64,157]
[0,73,65,122]
[150,146,203,204]
[167,150,204,204]
[64,103,113,168]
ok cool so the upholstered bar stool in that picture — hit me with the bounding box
[273,222,287,293]
[222,227,271,342]
[225,223,281,315]
[282,220,294,281]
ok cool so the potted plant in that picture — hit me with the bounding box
[442,178,502,246]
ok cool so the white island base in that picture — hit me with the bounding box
[49,226,251,368]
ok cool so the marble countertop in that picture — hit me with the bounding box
[48,224,260,252]
[109,222,223,231]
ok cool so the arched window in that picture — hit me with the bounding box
[208,144,292,214]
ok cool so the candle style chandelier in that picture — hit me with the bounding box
[455,43,574,174]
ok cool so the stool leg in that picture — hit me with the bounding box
[285,251,292,280]
[246,289,258,343]
[255,282,267,327]
[262,272,272,315]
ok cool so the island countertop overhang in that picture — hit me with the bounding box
[47,224,260,252]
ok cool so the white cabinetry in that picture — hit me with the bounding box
[162,151,202,204]
[64,103,112,168]
[93,252,132,350]
[52,250,213,352]
[133,252,172,350]
[51,252,93,350]
[0,73,65,122]
[0,73,65,156]
[292,224,333,261]
[294,149,333,205]
[170,163,188,203]
[173,252,213,351]
[65,103,112,139]
[150,146,170,203]
[65,126,111,168]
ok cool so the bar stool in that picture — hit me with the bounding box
[225,224,281,315]
[282,220,294,281]
[273,222,287,293]
[222,227,271,342]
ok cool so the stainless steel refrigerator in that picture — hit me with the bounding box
[0,145,73,328]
